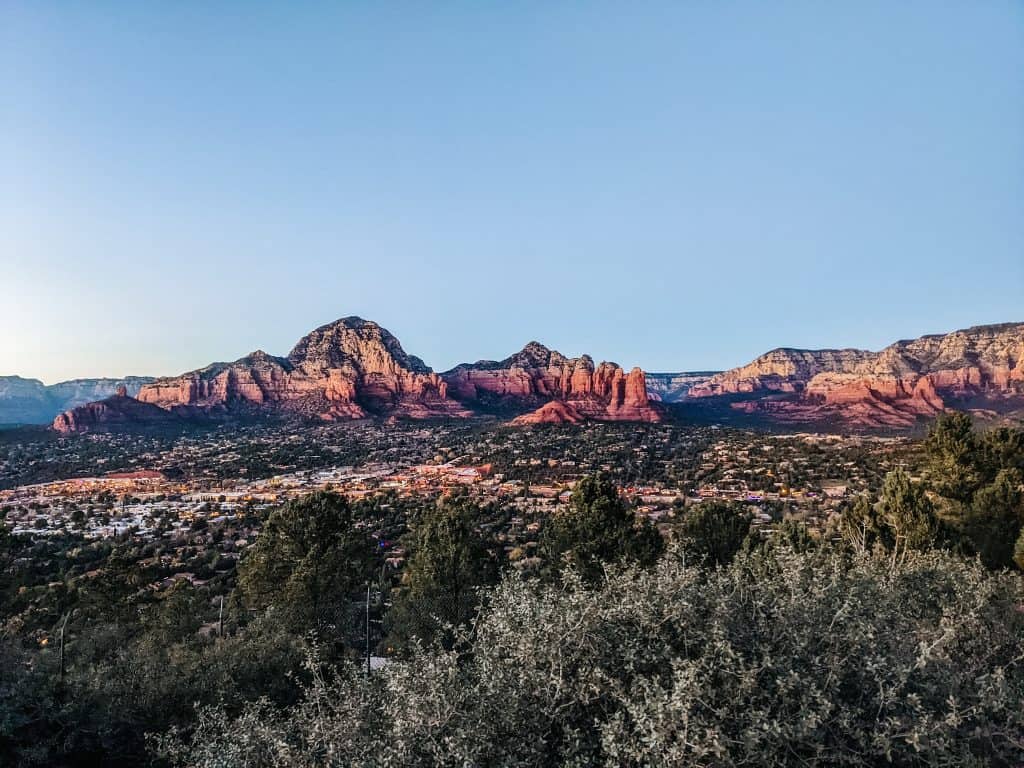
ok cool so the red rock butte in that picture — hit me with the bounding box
[442,341,661,425]
[51,318,1024,433]
[54,318,660,431]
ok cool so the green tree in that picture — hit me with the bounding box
[1014,527,1024,570]
[924,412,983,505]
[768,518,816,553]
[836,494,886,554]
[678,500,751,567]
[879,467,939,564]
[142,581,205,644]
[160,549,1024,768]
[237,492,375,638]
[978,426,1024,479]
[387,494,499,651]
[965,469,1024,569]
[540,473,663,581]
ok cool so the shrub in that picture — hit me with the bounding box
[157,547,1024,767]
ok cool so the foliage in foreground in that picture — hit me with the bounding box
[158,547,1024,767]
[922,413,1024,569]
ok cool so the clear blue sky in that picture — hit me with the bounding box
[3,1,1022,383]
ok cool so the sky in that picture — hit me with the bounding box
[2,1,1022,383]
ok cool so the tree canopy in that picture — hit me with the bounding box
[540,472,663,581]
[237,492,376,638]
[678,499,752,566]
[159,547,1024,768]
[386,493,499,651]
[922,414,1024,569]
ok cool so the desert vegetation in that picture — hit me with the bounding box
[2,415,1023,766]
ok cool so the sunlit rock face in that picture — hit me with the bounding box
[55,320,665,431]
[443,342,662,424]
[135,317,470,422]
[690,323,1024,428]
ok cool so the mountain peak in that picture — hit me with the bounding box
[287,317,430,373]
[507,341,559,368]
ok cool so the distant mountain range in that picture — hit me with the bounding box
[51,317,662,432]
[0,376,153,425]
[5,318,1022,432]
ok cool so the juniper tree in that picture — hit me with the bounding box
[386,494,499,651]
[540,472,663,582]
[237,492,376,639]
[677,499,751,567]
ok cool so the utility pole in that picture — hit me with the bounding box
[218,594,225,638]
[365,582,371,675]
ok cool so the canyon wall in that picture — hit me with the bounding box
[689,323,1024,427]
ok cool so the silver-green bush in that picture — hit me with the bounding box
[157,547,1024,767]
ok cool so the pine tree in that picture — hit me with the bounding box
[879,467,939,565]
[540,472,663,581]
[966,469,1024,569]
[387,494,499,651]
[678,500,752,566]
[924,412,983,505]
[237,492,375,639]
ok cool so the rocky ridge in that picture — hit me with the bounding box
[46,319,1024,433]
[134,318,471,421]
[689,323,1024,427]
[53,324,661,431]
[52,386,180,434]
[645,371,719,402]
[442,341,662,424]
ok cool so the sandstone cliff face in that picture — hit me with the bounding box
[689,349,877,397]
[690,323,1024,428]
[136,317,471,421]
[53,321,664,432]
[442,342,662,424]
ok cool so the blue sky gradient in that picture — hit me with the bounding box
[3,1,1022,382]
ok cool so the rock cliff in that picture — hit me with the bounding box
[645,371,719,402]
[0,376,153,425]
[689,323,1024,428]
[442,342,662,424]
[136,317,471,421]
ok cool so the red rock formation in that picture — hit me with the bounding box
[689,349,877,397]
[511,400,586,425]
[53,393,181,434]
[56,321,662,431]
[442,342,662,424]
[136,318,472,422]
[691,322,1024,428]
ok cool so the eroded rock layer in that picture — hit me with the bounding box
[134,317,471,421]
[442,342,662,424]
[689,323,1024,427]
